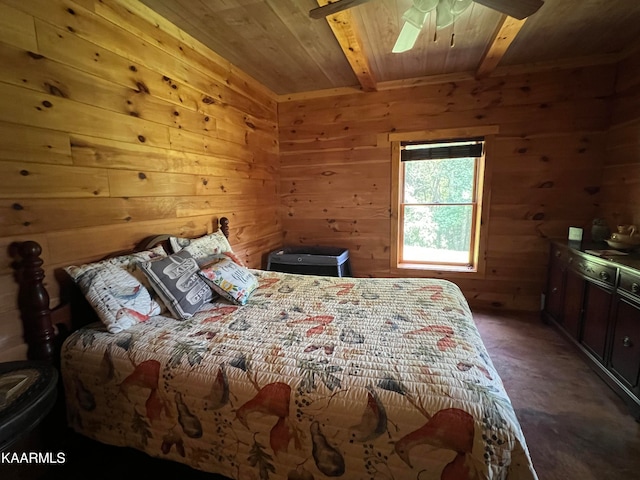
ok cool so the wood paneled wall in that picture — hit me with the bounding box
[279,66,616,312]
[0,0,281,361]
[598,49,640,227]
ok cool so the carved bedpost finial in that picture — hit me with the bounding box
[220,217,230,239]
[17,241,55,363]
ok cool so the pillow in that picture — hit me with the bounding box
[198,258,258,306]
[170,230,238,266]
[64,246,167,334]
[141,250,213,319]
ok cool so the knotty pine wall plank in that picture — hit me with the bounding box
[0,81,171,148]
[4,0,275,122]
[0,3,37,51]
[597,48,640,227]
[280,99,610,144]
[94,0,276,113]
[0,121,72,165]
[0,0,280,362]
[0,161,109,199]
[70,134,277,180]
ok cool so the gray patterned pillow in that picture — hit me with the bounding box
[141,250,213,319]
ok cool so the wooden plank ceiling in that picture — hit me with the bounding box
[140,0,640,95]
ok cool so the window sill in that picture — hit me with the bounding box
[392,263,485,280]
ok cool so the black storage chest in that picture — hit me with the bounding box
[267,247,351,277]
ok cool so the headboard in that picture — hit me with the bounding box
[12,217,230,366]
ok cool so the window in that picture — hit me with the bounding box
[391,131,492,275]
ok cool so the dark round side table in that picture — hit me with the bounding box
[0,361,58,452]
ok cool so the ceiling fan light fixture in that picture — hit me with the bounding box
[436,0,472,29]
[393,0,439,53]
[401,6,429,29]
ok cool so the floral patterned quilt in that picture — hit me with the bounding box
[61,270,538,480]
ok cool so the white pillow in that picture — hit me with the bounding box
[169,230,237,266]
[64,246,166,333]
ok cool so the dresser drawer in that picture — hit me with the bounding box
[569,254,616,286]
[619,269,640,301]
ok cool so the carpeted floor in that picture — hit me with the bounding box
[473,309,640,480]
[9,309,640,480]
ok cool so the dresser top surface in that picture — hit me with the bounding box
[555,240,640,272]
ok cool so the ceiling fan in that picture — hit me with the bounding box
[309,0,544,53]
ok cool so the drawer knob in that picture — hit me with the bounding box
[623,336,633,348]
[632,283,640,294]
[555,251,561,257]
[551,287,558,294]
[599,271,610,281]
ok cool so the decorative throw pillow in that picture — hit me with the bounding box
[141,250,213,319]
[169,230,241,267]
[64,246,167,334]
[199,258,258,306]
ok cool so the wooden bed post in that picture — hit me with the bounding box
[16,241,55,363]
[220,217,230,239]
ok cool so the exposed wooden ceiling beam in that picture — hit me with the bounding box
[316,0,377,92]
[476,15,527,79]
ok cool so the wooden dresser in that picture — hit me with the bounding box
[543,241,640,419]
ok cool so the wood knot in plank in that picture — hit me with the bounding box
[27,52,44,60]
[138,172,147,180]
[44,82,67,98]
[135,81,150,94]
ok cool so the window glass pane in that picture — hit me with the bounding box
[403,205,473,263]
[404,157,475,204]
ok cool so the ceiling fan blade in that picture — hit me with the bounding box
[472,0,544,20]
[392,22,423,53]
[309,0,372,19]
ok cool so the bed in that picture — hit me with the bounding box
[13,217,538,480]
